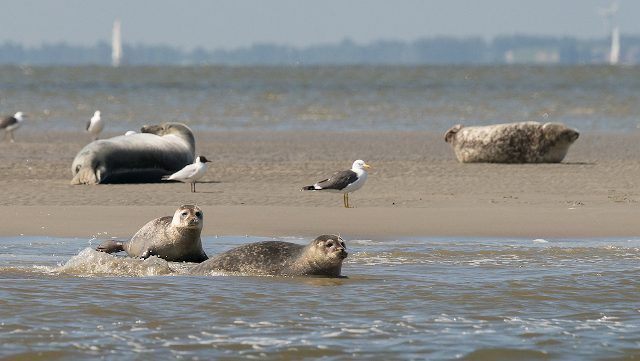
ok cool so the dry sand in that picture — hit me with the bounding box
[1,129,640,239]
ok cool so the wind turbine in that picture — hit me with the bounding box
[610,26,620,64]
[111,20,123,67]
[597,1,619,36]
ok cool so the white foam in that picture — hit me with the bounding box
[38,247,174,277]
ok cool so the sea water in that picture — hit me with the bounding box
[1,65,640,133]
[1,235,640,360]
[2,65,640,359]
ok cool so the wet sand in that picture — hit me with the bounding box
[1,130,640,239]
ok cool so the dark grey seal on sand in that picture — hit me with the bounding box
[70,122,195,184]
[188,235,348,277]
[96,205,208,263]
[444,121,579,163]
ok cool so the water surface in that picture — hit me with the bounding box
[1,65,639,133]
[2,235,639,360]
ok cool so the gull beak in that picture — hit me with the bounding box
[364,165,371,169]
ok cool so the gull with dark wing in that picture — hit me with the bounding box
[86,110,104,141]
[301,159,370,208]
[1,111,26,142]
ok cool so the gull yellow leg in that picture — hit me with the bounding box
[344,193,353,208]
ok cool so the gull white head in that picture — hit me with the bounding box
[14,112,25,121]
[352,159,370,171]
[93,110,101,118]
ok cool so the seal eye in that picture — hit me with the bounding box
[195,212,202,218]
[326,242,333,248]
[181,211,188,217]
[340,242,346,248]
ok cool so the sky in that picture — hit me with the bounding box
[1,0,638,50]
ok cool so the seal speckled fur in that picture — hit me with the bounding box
[96,205,208,263]
[444,121,579,163]
[188,235,348,277]
[71,122,195,184]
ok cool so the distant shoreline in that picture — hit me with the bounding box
[1,34,638,66]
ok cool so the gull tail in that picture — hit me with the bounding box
[301,185,317,191]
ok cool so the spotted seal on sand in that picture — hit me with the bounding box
[188,235,348,277]
[96,205,208,263]
[70,122,195,184]
[444,121,579,163]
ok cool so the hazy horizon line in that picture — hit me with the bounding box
[0,33,627,52]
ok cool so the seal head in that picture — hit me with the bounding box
[140,122,196,151]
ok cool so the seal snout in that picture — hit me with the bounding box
[186,216,201,228]
[564,129,580,142]
[327,237,348,259]
[140,124,162,134]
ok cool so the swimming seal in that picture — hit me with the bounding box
[188,234,347,277]
[96,205,208,263]
[444,121,579,163]
[70,122,196,184]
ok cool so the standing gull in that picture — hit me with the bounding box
[301,159,370,208]
[86,110,104,141]
[163,156,211,193]
[1,111,26,142]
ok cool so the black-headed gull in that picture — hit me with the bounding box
[164,156,212,192]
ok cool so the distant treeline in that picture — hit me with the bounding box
[1,35,639,65]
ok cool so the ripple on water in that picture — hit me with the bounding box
[1,236,640,359]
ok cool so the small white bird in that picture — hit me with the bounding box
[301,159,370,208]
[86,110,104,141]
[0,111,26,142]
[163,156,212,193]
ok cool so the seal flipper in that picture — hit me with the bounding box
[70,166,100,185]
[96,240,126,254]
